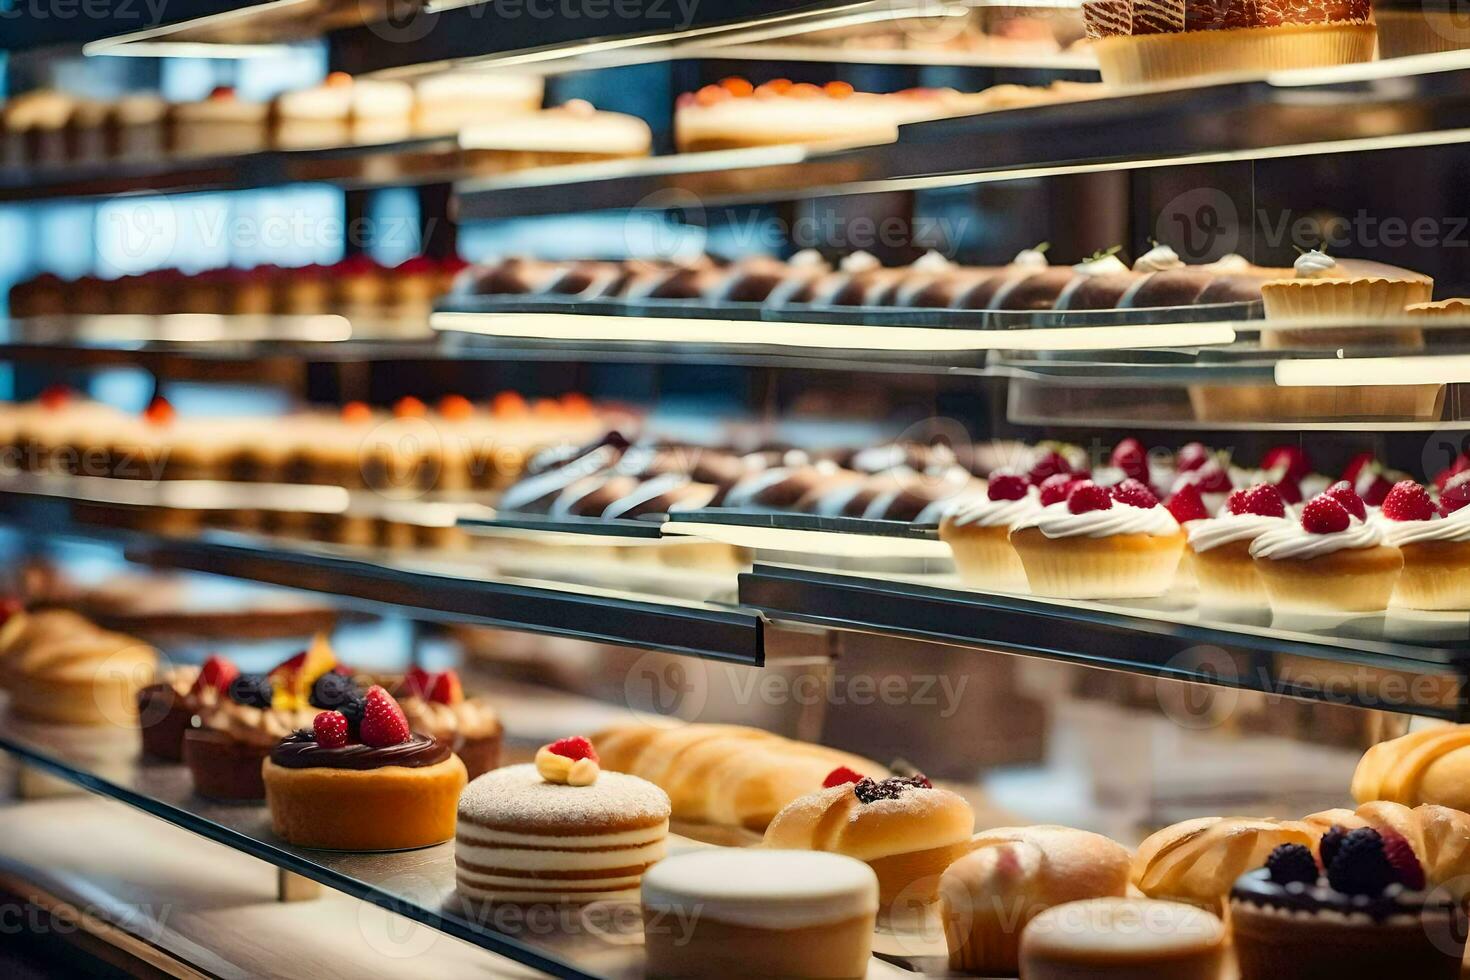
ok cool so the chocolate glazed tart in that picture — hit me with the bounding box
[262,731,467,852]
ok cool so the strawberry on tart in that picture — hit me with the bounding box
[1186,483,1293,610]
[391,666,502,779]
[1376,477,1470,611]
[1249,484,1403,616]
[939,470,1041,592]
[455,736,670,905]
[1009,478,1186,599]
[264,684,466,850]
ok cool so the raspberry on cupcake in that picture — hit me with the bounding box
[137,653,237,761]
[1008,478,1185,599]
[939,470,1040,592]
[1185,483,1292,610]
[1375,478,1470,611]
[391,667,502,779]
[1249,487,1403,617]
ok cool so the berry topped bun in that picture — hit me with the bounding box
[764,768,973,915]
[939,469,1040,592]
[137,653,237,761]
[390,667,502,779]
[1008,478,1185,599]
[1372,478,1470,611]
[1186,483,1293,610]
[183,634,352,801]
[455,737,670,905]
[1229,826,1466,980]
[262,685,466,851]
[1249,487,1404,616]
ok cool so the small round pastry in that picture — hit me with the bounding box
[763,770,974,910]
[1021,897,1225,980]
[941,825,1133,976]
[1376,478,1470,610]
[171,86,270,157]
[412,72,544,136]
[461,99,651,169]
[673,77,899,152]
[1186,482,1292,609]
[391,667,502,780]
[1229,831,1464,980]
[641,849,878,980]
[264,685,466,850]
[1249,485,1404,615]
[455,737,669,904]
[1132,816,1316,914]
[1351,724,1470,813]
[1260,250,1432,347]
[137,655,235,761]
[273,72,354,149]
[0,608,156,726]
[940,470,1040,592]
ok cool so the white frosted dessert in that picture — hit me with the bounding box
[941,479,1042,593]
[1186,486,1291,609]
[413,72,544,135]
[172,90,270,157]
[1249,492,1403,614]
[1377,480,1470,611]
[642,850,878,980]
[459,100,651,157]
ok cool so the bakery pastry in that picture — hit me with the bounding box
[114,95,169,161]
[460,100,652,170]
[1132,816,1316,913]
[642,850,878,979]
[1020,897,1226,980]
[171,87,270,157]
[1186,482,1292,609]
[1375,478,1470,610]
[0,607,157,726]
[136,655,236,760]
[1229,827,1464,980]
[391,667,502,779]
[763,769,973,910]
[455,737,669,904]
[1082,0,1376,86]
[1009,478,1185,598]
[591,723,885,831]
[412,72,543,135]
[184,636,343,800]
[940,825,1133,975]
[1260,250,1432,347]
[1350,724,1470,813]
[264,684,466,850]
[1302,801,1470,901]
[940,470,1039,592]
[1249,485,1403,615]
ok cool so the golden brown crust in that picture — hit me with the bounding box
[263,754,467,851]
[1130,816,1314,914]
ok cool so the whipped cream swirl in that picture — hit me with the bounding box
[1209,253,1251,273]
[1250,516,1385,560]
[839,251,880,273]
[1012,247,1049,270]
[945,488,1042,529]
[1073,252,1129,277]
[1294,249,1338,279]
[1187,513,1288,553]
[1012,501,1180,539]
[911,250,954,273]
[1380,506,1470,547]
[1133,244,1183,274]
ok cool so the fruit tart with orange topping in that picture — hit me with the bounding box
[390,666,502,779]
[264,684,466,850]
[137,653,237,761]
[183,635,349,801]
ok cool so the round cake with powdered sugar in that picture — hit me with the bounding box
[455,739,670,905]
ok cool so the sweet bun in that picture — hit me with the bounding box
[940,825,1132,976]
[1351,724,1470,813]
[591,723,885,831]
[764,777,974,908]
[1130,816,1314,913]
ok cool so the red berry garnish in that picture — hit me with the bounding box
[38,384,72,410]
[1166,483,1209,524]
[1342,451,1377,485]
[144,395,175,425]
[358,685,411,747]
[1225,488,1251,516]
[1241,484,1287,518]
[1067,481,1113,514]
[1193,461,1232,494]
[427,669,463,706]
[1302,495,1351,535]
[1110,478,1159,509]
[823,766,865,788]
[1357,471,1394,508]
[1176,442,1211,473]
[1324,480,1368,521]
[1262,445,1312,483]
[986,471,1029,502]
[1433,453,1470,491]
[1379,829,1426,891]
[1110,438,1149,483]
[1028,448,1072,484]
[192,654,239,695]
[1382,481,1436,522]
[0,597,22,625]
[341,401,373,423]
[546,735,599,763]
[313,710,350,748]
[1038,473,1079,507]
[1439,473,1470,516]
[402,665,434,699]
[393,396,428,419]
[1273,476,1303,505]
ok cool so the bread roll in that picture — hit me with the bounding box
[1304,800,1470,900]
[1352,724,1470,813]
[764,780,973,908]
[591,723,885,831]
[1130,816,1314,914]
[939,825,1132,976]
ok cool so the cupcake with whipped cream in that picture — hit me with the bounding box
[1249,484,1403,615]
[391,667,503,779]
[1186,483,1292,609]
[1376,478,1470,610]
[1261,249,1432,348]
[939,470,1040,592]
[1009,477,1185,599]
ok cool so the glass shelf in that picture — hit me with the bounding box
[740,562,1470,720]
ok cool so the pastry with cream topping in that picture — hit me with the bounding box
[263,684,466,850]
[1186,482,1292,609]
[1009,477,1186,598]
[642,850,878,979]
[171,87,270,157]
[1260,249,1432,348]
[390,666,502,778]
[940,470,1040,592]
[1249,484,1403,615]
[455,736,670,904]
[1376,477,1470,610]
